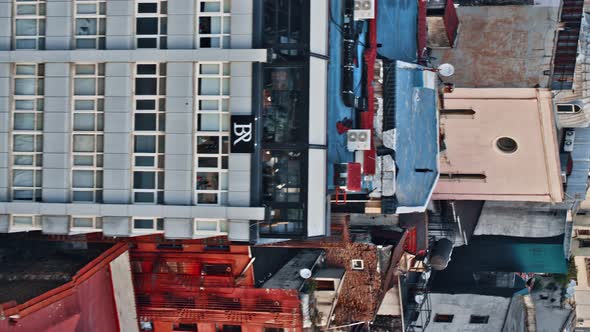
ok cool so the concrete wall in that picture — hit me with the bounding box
[576,256,590,329]
[46,0,72,50]
[164,62,193,205]
[228,61,253,241]
[230,0,253,48]
[0,0,268,241]
[573,223,590,257]
[164,218,193,238]
[0,214,8,232]
[425,293,510,332]
[501,296,527,332]
[43,63,71,203]
[167,0,196,49]
[109,251,140,332]
[0,0,10,50]
[103,62,133,204]
[308,148,327,237]
[0,202,265,238]
[106,0,134,50]
[42,215,69,234]
[433,88,563,203]
[0,63,9,201]
[432,6,559,88]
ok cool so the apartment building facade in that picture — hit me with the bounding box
[0,0,330,242]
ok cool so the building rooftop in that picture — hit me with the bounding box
[377,0,418,63]
[313,267,346,280]
[261,250,324,290]
[385,61,439,213]
[0,235,110,304]
[326,0,365,191]
[324,243,384,324]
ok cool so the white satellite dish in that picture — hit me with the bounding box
[415,294,425,304]
[299,268,312,279]
[437,63,455,77]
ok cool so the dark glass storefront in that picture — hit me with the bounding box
[252,0,311,238]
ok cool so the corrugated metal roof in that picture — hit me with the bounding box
[566,127,590,201]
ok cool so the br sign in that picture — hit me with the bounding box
[231,115,254,153]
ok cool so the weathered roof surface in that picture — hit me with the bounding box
[261,250,324,290]
[475,201,567,238]
[0,242,127,332]
[325,243,383,324]
[376,0,418,62]
[566,127,590,203]
[313,267,345,280]
[432,6,559,88]
[0,236,110,304]
[372,315,403,332]
[389,62,439,213]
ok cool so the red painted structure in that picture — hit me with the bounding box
[0,237,306,332]
[130,243,303,332]
[361,0,378,176]
[443,0,459,48]
[0,243,128,332]
[418,0,428,64]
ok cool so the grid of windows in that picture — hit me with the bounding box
[132,217,164,233]
[260,150,305,236]
[14,0,46,49]
[195,62,230,205]
[12,64,44,201]
[72,64,105,203]
[196,0,231,48]
[74,0,106,49]
[133,63,166,204]
[194,218,228,236]
[10,215,42,231]
[136,0,168,49]
[70,216,103,232]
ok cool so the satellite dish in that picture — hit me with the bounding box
[438,63,455,77]
[415,294,425,304]
[300,268,312,279]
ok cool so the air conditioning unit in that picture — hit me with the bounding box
[347,129,371,151]
[564,129,575,152]
[354,0,375,20]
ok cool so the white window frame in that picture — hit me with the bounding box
[196,0,231,48]
[557,103,582,114]
[135,0,168,49]
[131,217,165,234]
[193,218,228,236]
[194,62,230,205]
[14,0,46,50]
[133,63,166,204]
[72,63,105,203]
[74,0,106,49]
[351,259,364,270]
[12,63,44,202]
[70,216,103,234]
[9,214,42,232]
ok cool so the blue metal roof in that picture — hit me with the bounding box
[392,61,439,212]
[566,127,590,202]
[326,0,366,191]
[376,0,418,62]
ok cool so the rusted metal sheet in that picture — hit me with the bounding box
[0,243,127,332]
[432,6,560,88]
[444,0,459,46]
